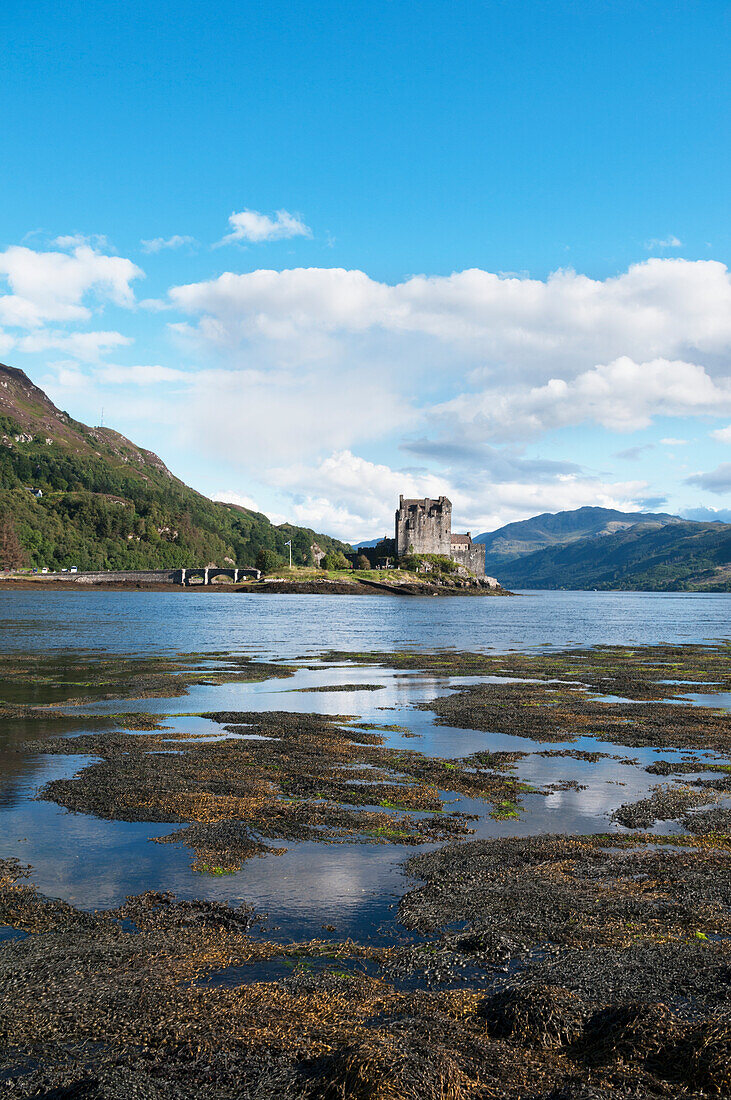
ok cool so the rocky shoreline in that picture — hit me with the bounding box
[0,575,511,595]
[239,576,510,596]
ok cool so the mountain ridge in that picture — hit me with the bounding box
[475,506,684,565]
[475,507,731,591]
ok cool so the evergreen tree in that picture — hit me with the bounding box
[0,515,26,569]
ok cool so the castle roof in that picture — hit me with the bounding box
[399,496,451,508]
[450,533,472,545]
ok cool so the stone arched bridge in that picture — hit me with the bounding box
[180,567,260,586]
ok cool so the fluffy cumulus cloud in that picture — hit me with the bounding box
[7,238,731,538]
[432,357,731,441]
[268,450,652,542]
[269,452,449,541]
[18,329,132,362]
[0,241,142,328]
[219,209,312,245]
[212,491,264,513]
[161,257,731,533]
[168,259,731,379]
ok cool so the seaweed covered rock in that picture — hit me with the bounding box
[311,1028,475,1100]
[545,1083,630,1100]
[111,890,258,933]
[481,983,587,1048]
[682,806,731,835]
[681,1013,731,1096]
[399,834,731,951]
[575,1002,681,1067]
[0,858,31,889]
[611,783,713,829]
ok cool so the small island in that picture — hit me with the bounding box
[243,494,506,595]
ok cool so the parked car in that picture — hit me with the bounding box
[70,566,78,573]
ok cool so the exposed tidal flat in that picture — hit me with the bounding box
[1,591,731,1097]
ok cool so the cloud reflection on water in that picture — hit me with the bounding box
[1,591,730,943]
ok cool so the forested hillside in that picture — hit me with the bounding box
[489,519,731,591]
[0,363,349,571]
[475,506,684,572]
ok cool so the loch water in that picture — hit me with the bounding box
[1,589,730,947]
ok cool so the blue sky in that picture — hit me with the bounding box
[2,0,730,539]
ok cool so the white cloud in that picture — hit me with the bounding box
[268,452,446,542]
[52,233,113,251]
[18,329,132,362]
[97,364,188,385]
[175,368,414,466]
[660,437,688,445]
[645,235,682,250]
[711,424,731,444]
[686,463,731,494]
[212,491,262,512]
[43,361,87,390]
[433,358,731,441]
[0,243,142,328]
[140,235,196,253]
[0,329,16,358]
[158,257,731,486]
[268,450,651,542]
[6,244,730,535]
[168,259,731,383]
[218,209,312,245]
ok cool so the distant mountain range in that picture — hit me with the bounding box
[0,363,350,571]
[474,507,731,591]
[354,537,388,549]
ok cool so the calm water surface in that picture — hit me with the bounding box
[1,588,730,656]
[1,590,729,945]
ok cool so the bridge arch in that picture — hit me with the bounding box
[179,567,260,586]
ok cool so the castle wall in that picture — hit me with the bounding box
[449,542,486,576]
[395,496,452,556]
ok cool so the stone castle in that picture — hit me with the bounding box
[395,495,486,576]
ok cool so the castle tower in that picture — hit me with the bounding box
[395,495,452,557]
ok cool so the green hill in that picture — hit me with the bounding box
[483,517,731,591]
[0,363,350,571]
